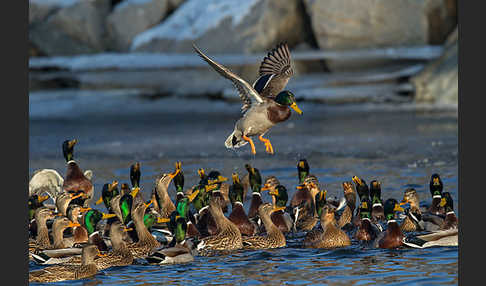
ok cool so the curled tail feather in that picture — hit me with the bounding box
[225,130,248,149]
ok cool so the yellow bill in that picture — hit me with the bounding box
[439,197,447,207]
[95,197,104,205]
[102,213,116,220]
[188,189,200,202]
[38,195,50,204]
[272,206,286,213]
[290,102,303,115]
[157,217,171,223]
[394,204,405,212]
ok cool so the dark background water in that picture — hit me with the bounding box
[29,93,458,285]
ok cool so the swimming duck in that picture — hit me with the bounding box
[242,203,286,250]
[374,198,405,249]
[297,159,310,184]
[303,205,351,249]
[166,191,201,240]
[291,175,318,231]
[262,180,294,233]
[32,207,56,250]
[352,176,370,202]
[110,185,139,226]
[55,192,84,217]
[228,173,257,236]
[247,164,264,219]
[193,43,302,155]
[51,216,82,249]
[29,244,101,283]
[192,184,219,237]
[369,180,385,222]
[428,174,446,215]
[95,221,134,270]
[403,228,458,248]
[153,168,180,218]
[354,198,380,242]
[62,139,94,206]
[399,188,425,232]
[127,200,162,259]
[439,192,458,230]
[172,162,185,203]
[81,209,117,251]
[336,181,357,229]
[196,197,243,253]
[66,205,92,245]
[146,216,195,264]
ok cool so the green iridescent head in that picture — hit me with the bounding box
[176,197,190,218]
[82,209,116,235]
[275,91,303,115]
[174,216,187,244]
[192,185,210,211]
[383,198,404,221]
[119,195,133,225]
[62,139,77,162]
[359,197,372,219]
[315,189,327,217]
[245,164,262,193]
[99,181,119,211]
[173,162,184,192]
[297,159,309,184]
[229,173,244,204]
[269,185,288,208]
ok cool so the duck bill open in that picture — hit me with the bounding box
[290,102,303,115]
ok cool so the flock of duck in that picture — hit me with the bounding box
[28,139,458,283]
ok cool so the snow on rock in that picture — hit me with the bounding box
[106,0,170,52]
[130,0,308,54]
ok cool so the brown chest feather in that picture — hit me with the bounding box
[267,103,291,124]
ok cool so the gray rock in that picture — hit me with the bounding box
[106,0,170,52]
[411,27,457,105]
[29,0,110,56]
[29,0,80,25]
[303,0,455,71]
[130,0,308,54]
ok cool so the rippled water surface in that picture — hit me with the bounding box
[29,94,458,285]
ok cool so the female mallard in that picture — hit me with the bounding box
[51,216,82,249]
[267,185,294,233]
[196,197,243,253]
[246,164,264,220]
[427,174,446,215]
[228,173,257,236]
[153,168,180,219]
[354,198,380,242]
[29,244,101,283]
[95,221,134,270]
[303,205,351,249]
[127,200,162,259]
[242,203,286,250]
[28,194,50,238]
[369,180,385,222]
[146,216,195,264]
[399,188,425,232]
[336,181,356,229]
[207,170,230,213]
[374,198,405,249]
[55,192,83,217]
[62,139,94,206]
[193,43,302,155]
[32,207,56,250]
[66,205,92,245]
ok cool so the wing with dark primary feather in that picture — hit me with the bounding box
[193,44,263,113]
[254,42,294,98]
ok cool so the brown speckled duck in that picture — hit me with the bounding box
[399,188,424,232]
[29,244,101,283]
[196,197,242,254]
[62,139,93,206]
[95,221,134,270]
[194,43,302,155]
[337,181,356,228]
[228,173,257,236]
[303,205,351,249]
[153,167,180,219]
[242,203,286,250]
[127,200,162,259]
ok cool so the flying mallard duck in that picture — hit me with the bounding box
[193,43,303,155]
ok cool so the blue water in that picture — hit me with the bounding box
[29,97,458,285]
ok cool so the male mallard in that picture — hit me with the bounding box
[427,174,446,215]
[110,185,139,226]
[403,228,458,248]
[291,175,318,231]
[336,181,356,229]
[354,198,380,242]
[207,170,230,213]
[173,162,185,203]
[165,191,201,241]
[146,216,195,264]
[62,139,94,206]
[246,164,264,219]
[266,185,294,233]
[228,173,257,236]
[196,197,243,253]
[374,199,405,249]
[29,244,101,283]
[95,180,120,213]
[369,180,385,222]
[192,184,219,237]
[153,168,180,218]
[193,43,302,155]
[303,205,351,249]
[351,176,370,226]
[81,209,117,252]
[242,203,286,250]
[130,162,145,208]
[439,192,458,230]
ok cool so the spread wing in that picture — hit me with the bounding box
[193,44,264,113]
[258,42,293,78]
